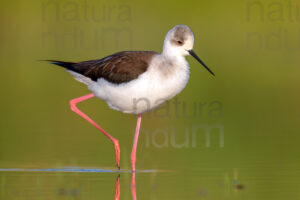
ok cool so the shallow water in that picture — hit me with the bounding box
[1,164,299,200]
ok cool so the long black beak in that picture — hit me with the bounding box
[188,50,215,76]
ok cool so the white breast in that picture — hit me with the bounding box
[88,55,190,114]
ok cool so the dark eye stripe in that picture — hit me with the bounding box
[171,39,184,46]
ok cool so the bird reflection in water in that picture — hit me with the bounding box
[114,172,137,200]
[114,174,120,200]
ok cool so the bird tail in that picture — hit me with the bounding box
[42,60,93,85]
[44,60,76,71]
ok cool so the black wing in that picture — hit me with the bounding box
[48,51,158,84]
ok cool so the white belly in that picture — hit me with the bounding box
[88,60,190,114]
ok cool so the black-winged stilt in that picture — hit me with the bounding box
[46,25,214,172]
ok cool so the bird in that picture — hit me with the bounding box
[46,25,214,172]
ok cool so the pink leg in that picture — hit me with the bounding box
[131,114,142,172]
[70,93,120,169]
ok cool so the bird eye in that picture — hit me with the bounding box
[177,40,183,45]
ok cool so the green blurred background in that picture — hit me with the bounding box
[0,0,300,199]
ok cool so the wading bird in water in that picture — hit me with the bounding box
[47,25,214,172]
